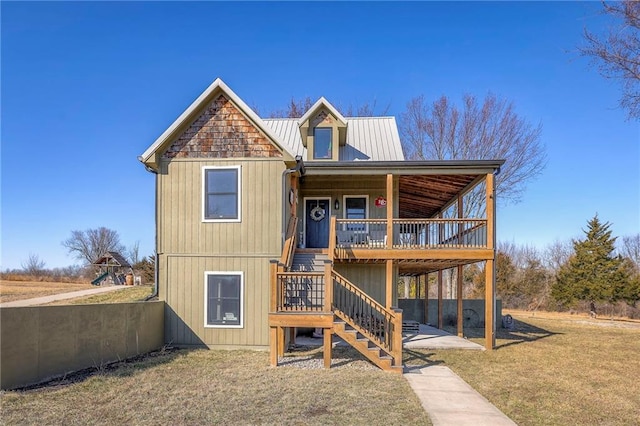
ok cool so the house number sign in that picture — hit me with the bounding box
[375,196,387,207]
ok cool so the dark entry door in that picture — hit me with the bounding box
[305,199,330,248]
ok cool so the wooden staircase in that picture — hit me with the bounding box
[333,318,403,373]
[270,216,403,373]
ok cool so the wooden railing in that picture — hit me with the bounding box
[332,270,402,365]
[274,271,325,312]
[334,218,487,249]
[280,216,299,270]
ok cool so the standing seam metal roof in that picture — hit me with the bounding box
[262,117,405,162]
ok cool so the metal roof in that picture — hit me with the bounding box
[263,117,405,162]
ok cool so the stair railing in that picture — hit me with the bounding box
[331,270,402,365]
[280,216,299,271]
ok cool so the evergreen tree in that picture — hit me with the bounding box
[552,215,632,307]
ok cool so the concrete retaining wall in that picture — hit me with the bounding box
[0,301,164,390]
[398,299,502,327]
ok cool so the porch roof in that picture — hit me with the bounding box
[301,160,504,218]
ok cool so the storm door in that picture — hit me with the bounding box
[304,198,331,248]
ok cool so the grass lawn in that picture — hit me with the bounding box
[406,311,640,425]
[0,280,93,303]
[0,347,431,425]
[46,285,154,305]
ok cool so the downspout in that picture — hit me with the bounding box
[138,156,159,301]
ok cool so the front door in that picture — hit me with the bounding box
[305,198,331,248]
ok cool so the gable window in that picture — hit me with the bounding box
[313,128,332,159]
[203,166,241,222]
[344,196,368,232]
[205,272,243,328]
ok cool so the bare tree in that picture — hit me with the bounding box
[543,238,574,272]
[21,253,46,276]
[62,227,125,265]
[579,1,640,119]
[400,93,546,216]
[620,233,640,271]
[127,241,141,265]
[268,97,314,118]
[269,97,391,118]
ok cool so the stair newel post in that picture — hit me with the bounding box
[392,308,403,367]
[270,260,279,312]
[328,215,336,262]
[323,260,333,312]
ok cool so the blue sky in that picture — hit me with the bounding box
[2,1,638,269]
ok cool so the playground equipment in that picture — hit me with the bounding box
[91,251,133,286]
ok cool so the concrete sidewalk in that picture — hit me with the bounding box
[0,285,129,308]
[405,365,517,426]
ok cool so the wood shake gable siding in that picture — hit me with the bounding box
[157,93,286,347]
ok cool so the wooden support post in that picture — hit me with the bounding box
[485,172,496,350]
[386,174,393,249]
[277,326,285,357]
[386,259,393,309]
[485,259,495,350]
[437,269,443,329]
[424,274,429,325]
[324,260,333,311]
[457,195,464,337]
[269,327,278,367]
[392,308,403,367]
[323,329,332,369]
[457,265,463,337]
[289,327,296,347]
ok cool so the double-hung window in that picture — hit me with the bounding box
[203,166,241,222]
[204,272,243,328]
[344,196,368,232]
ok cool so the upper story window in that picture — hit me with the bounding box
[203,166,241,222]
[313,128,332,159]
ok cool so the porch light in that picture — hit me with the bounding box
[334,199,340,210]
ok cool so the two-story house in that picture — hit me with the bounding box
[139,78,502,372]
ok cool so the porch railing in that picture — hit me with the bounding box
[274,272,325,312]
[335,218,487,249]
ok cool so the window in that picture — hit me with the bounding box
[313,128,332,159]
[344,196,368,232]
[203,166,241,222]
[204,272,243,328]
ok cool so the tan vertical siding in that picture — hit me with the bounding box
[157,158,284,347]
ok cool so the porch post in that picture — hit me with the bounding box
[386,174,393,249]
[457,195,464,337]
[323,330,332,369]
[386,259,393,309]
[424,274,429,325]
[485,172,496,350]
[437,269,443,329]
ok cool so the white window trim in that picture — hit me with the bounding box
[204,271,244,329]
[342,195,369,232]
[202,165,242,223]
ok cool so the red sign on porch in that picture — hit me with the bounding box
[375,196,387,207]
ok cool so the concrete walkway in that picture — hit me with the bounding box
[405,365,517,425]
[0,285,128,308]
[403,324,485,350]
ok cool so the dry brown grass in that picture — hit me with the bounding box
[406,311,640,425]
[45,286,153,305]
[1,347,431,425]
[0,280,94,304]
